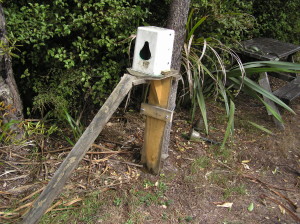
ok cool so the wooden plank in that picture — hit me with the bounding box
[140,103,173,122]
[21,74,137,224]
[273,77,300,102]
[268,72,296,82]
[141,77,173,173]
[258,72,285,130]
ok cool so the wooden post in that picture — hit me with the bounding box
[141,71,179,174]
[21,74,137,224]
[259,72,285,130]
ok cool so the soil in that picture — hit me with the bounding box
[0,81,300,224]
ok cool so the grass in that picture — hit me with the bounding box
[223,184,247,199]
[191,156,211,173]
[213,146,232,162]
[37,129,248,224]
[40,190,110,224]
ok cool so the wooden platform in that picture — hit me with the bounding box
[239,38,300,129]
[273,77,300,102]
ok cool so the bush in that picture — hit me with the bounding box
[190,0,258,45]
[4,0,151,118]
[253,0,300,44]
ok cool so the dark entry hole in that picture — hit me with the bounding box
[139,41,151,60]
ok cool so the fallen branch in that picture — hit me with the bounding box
[109,159,143,168]
[260,194,300,223]
[20,187,45,203]
[0,175,28,182]
[242,174,296,192]
[86,150,132,155]
[0,191,11,195]
[269,188,298,212]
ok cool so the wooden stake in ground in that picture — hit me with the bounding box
[21,74,137,224]
[141,77,174,173]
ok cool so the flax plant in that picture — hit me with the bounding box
[182,12,299,147]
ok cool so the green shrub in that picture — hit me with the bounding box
[190,0,258,44]
[253,0,300,44]
[4,0,151,117]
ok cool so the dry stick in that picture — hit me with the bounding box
[20,187,45,203]
[14,202,34,212]
[44,147,72,154]
[43,144,117,154]
[109,159,143,168]
[242,174,296,192]
[21,74,137,224]
[268,188,298,211]
[87,154,93,185]
[0,175,28,181]
[0,149,29,160]
[260,194,300,223]
[45,200,63,214]
[86,150,132,155]
[83,154,116,163]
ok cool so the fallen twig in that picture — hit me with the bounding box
[83,154,116,163]
[0,149,30,160]
[20,187,45,203]
[0,175,28,182]
[0,191,11,195]
[14,202,34,212]
[260,194,300,223]
[0,170,18,177]
[44,147,72,154]
[92,143,113,151]
[242,174,296,192]
[45,200,63,214]
[109,159,143,168]
[269,188,298,212]
[87,150,132,155]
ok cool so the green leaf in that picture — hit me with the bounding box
[221,100,235,147]
[247,121,273,135]
[248,202,254,212]
[187,16,207,41]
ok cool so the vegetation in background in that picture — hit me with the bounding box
[190,0,258,45]
[4,0,151,118]
[182,6,299,146]
[2,0,300,145]
[253,0,300,44]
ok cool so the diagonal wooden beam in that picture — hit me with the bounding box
[21,74,137,224]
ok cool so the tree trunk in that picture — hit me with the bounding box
[167,0,191,71]
[0,4,23,125]
[160,0,190,161]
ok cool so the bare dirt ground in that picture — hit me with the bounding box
[0,82,300,223]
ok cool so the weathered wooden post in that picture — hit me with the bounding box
[130,26,178,173]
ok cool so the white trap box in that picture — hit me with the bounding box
[132,26,175,76]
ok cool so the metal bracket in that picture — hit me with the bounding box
[140,103,173,122]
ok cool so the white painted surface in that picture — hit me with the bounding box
[132,26,175,76]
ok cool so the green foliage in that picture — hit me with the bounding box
[0,101,20,144]
[0,119,19,143]
[4,0,151,117]
[190,0,258,44]
[191,156,211,173]
[62,109,83,146]
[0,35,20,58]
[183,8,299,145]
[223,184,247,199]
[253,0,300,44]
